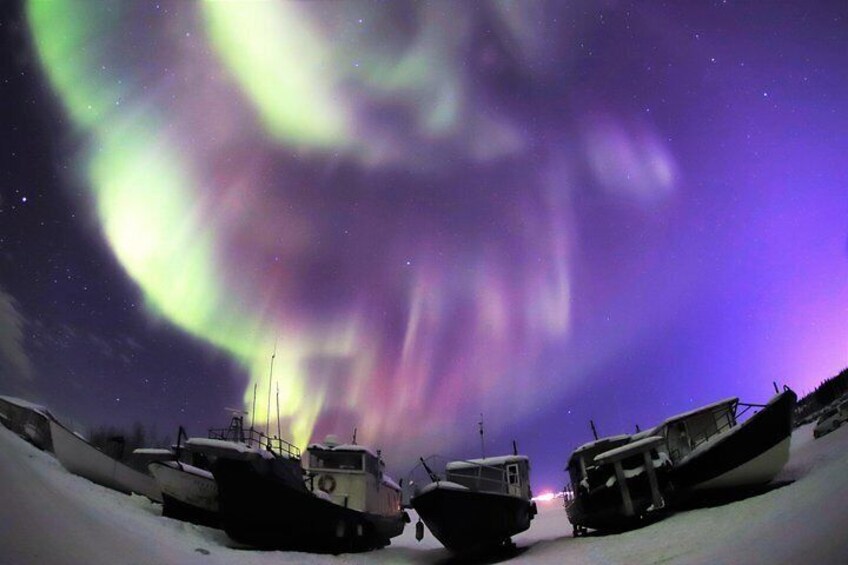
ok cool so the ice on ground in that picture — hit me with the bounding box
[1,423,848,564]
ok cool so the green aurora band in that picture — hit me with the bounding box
[26,0,333,446]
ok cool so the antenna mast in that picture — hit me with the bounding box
[478,414,485,459]
[250,382,257,430]
[266,340,277,437]
[276,382,282,440]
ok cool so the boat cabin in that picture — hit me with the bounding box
[658,398,738,462]
[566,434,631,491]
[444,455,532,500]
[305,436,402,517]
[565,434,668,534]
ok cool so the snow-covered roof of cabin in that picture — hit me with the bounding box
[307,443,379,458]
[418,481,469,495]
[594,436,664,464]
[381,475,401,491]
[0,396,52,418]
[630,427,662,442]
[446,454,528,471]
[573,434,630,455]
[659,397,738,427]
[132,448,173,456]
[185,437,273,459]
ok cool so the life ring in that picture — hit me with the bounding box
[318,474,336,493]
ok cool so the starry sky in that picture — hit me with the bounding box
[1,0,847,492]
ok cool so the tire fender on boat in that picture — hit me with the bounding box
[319,474,336,493]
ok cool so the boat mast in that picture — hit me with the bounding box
[250,382,257,431]
[276,382,282,440]
[479,414,485,459]
[266,340,277,437]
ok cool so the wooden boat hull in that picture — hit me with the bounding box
[411,486,535,552]
[213,457,405,552]
[48,420,162,502]
[670,390,796,491]
[149,461,219,527]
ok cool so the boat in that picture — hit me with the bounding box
[0,395,54,451]
[564,434,670,536]
[410,453,537,552]
[655,388,797,492]
[147,425,219,527]
[149,456,219,527]
[191,432,407,553]
[48,418,162,502]
[148,416,251,528]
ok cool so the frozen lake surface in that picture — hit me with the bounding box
[1,422,847,564]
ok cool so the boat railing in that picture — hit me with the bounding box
[408,455,512,495]
[207,426,301,460]
[448,468,511,495]
[688,418,735,451]
[686,401,766,452]
[736,401,766,420]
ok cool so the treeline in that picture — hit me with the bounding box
[795,367,848,421]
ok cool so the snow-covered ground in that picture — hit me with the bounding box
[1,423,847,564]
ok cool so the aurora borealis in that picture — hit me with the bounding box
[2,1,847,489]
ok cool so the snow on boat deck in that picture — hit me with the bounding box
[1,423,848,563]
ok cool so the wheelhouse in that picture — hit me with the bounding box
[445,455,532,499]
[305,437,402,517]
[658,398,738,462]
[566,435,630,490]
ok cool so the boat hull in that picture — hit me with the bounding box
[670,390,796,491]
[48,420,162,502]
[411,487,535,552]
[213,457,405,552]
[149,461,219,527]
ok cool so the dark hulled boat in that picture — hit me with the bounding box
[658,388,797,492]
[411,455,537,552]
[564,435,670,535]
[192,433,407,553]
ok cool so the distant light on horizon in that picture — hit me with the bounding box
[532,491,565,503]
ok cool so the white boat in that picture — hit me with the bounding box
[149,460,218,526]
[49,419,162,502]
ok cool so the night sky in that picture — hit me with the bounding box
[1,1,847,493]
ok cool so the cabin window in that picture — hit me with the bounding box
[310,451,363,471]
[447,465,507,493]
[364,454,379,476]
[507,463,520,486]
